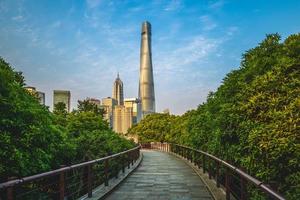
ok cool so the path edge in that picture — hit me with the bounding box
[79,153,143,200]
[167,151,226,200]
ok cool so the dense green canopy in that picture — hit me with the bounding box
[128,33,300,199]
[0,58,134,182]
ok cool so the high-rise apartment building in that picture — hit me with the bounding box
[139,21,155,118]
[112,73,124,106]
[53,90,71,112]
[37,91,45,105]
[102,97,117,128]
[24,86,45,105]
[124,98,141,124]
[113,105,133,134]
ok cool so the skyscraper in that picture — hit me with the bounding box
[37,91,45,105]
[139,21,155,117]
[24,86,45,105]
[102,97,117,128]
[113,105,133,134]
[53,90,71,112]
[124,98,141,124]
[112,73,124,105]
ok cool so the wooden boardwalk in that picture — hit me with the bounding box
[105,150,213,200]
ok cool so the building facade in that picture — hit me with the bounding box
[102,97,117,128]
[24,86,45,105]
[53,90,71,112]
[124,98,141,124]
[139,21,155,118]
[37,91,45,105]
[113,105,133,134]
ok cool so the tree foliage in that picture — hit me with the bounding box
[128,33,300,199]
[0,58,134,182]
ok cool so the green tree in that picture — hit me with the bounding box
[0,58,73,181]
[128,33,300,199]
[77,99,105,116]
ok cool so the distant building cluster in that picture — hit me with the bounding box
[23,21,157,138]
[24,74,141,135]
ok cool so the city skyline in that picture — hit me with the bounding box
[0,0,300,114]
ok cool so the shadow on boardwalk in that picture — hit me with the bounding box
[105,150,213,200]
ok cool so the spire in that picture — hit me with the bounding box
[113,72,124,105]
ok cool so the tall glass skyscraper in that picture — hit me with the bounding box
[139,21,155,117]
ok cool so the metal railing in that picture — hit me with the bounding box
[145,142,285,200]
[0,146,141,200]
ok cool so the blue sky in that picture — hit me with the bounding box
[0,0,299,114]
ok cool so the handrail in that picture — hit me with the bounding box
[145,142,285,200]
[0,145,141,199]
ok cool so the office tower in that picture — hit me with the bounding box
[112,73,124,106]
[37,91,45,105]
[53,90,71,112]
[113,105,133,134]
[124,98,141,124]
[139,21,155,118]
[102,97,117,128]
[24,86,45,105]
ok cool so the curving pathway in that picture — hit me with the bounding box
[104,150,213,200]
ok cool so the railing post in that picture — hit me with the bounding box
[122,154,125,173]
[7,177,15,200]
[115,160,119,179]
[208,160,212,179]
[240,176,246,200]
[202,155,206,173]
[87,164,93,197]
[7,186,13,200]
[127,152,130,169]
[192,150,194,164]
[59,168,65,200]
[131,151,134,166]
[216,161,220,188]
[104,159,109,186]
[225,168,230,200]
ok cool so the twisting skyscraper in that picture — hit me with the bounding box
[139,21,155,117]
[113,73,124,105]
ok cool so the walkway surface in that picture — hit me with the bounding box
[104,150,213,200]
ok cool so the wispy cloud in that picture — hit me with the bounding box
[86,0,102,9]
[200,15,217,31]
[209,0,224,10]
[226,26,239,36]
[12,15,24,22]
[50,21,62,29]
[155,35,221,74]
[164,0,183,11]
